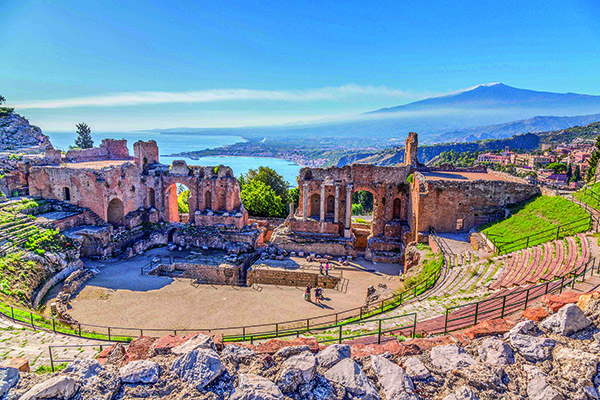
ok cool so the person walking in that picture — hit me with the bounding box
[325,262,329,276]
[315,286,322,304]
[305,285,312,302]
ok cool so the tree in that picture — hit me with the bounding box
[352,190,373,214]
[566,164,573,182]
[573,165,582,182]
[177,188,190,214]
[241,166,290,206]
[548,162,567,174]
[288,187,299,209]
[74,123,94,149]
[587,136,600,182]
[0,95,5,105]
[240,180,284,218]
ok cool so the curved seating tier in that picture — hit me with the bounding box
[490,233,590,290]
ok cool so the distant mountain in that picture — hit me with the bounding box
[429,113,600,143]
[369,83,600,114]
[156,83,600,148]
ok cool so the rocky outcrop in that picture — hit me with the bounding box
[0,112,49,151]
[9,294,600,399]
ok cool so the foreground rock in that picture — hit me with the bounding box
[443,386,479,400]
[119,360,160,384]
[477,338,514,365]
[0,367,19,398]
[20,376,79,400]
[403,357,431,380]
[508,334,556,362]
[172,333,217,355]
[171,348,226,390]
[370,355,417,400]
[231,374,284,400]
[276,351,316,393]
[540,303,592,335]
[316,344,350,369]
[324,358,380,400]
[430,345,476,372]
[526,366,563,400]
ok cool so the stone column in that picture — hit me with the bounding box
[319,183,325,222]
[345,184,353,238]
[302,183,309,221]
[211,180,216,211]
[334,184,340,223]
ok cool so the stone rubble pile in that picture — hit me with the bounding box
[6,293,600,399]
[0,112,49,151]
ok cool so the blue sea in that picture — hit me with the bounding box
[46,131,302,184]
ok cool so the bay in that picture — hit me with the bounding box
[46,131,302,184]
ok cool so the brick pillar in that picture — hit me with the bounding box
[345,184,353,238]
[302,183,309,221]
[319,183,325,222]
[334,184,340,223]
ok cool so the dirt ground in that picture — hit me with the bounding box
[58,247,402,336]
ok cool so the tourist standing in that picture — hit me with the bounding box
[315,286,322,304]
[325,262,329,275]
[319,263,324,275]
[305,285,312,302]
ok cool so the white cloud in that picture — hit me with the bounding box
[12,84,436,109]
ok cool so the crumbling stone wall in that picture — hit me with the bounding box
[28,140,248,230]
[247,267,339,288]
[65,139,132,163]
[410,173,541,234]
[404,131,418,167]
[150,262,241,285]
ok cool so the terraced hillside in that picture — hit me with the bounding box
[482,195,590,254]
[0,198,76,305]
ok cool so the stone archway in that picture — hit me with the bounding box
[309,193,320,218]
[107,198,124,227]
[326,195,335,215]
[393,198,401,219]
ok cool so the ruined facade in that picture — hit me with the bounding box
[24,132,540,265]
[272,135,541,263]
[28,139,248,230]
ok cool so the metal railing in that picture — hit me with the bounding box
[0,253,443,344]
[48,344,112,372]
[488,215,593,255]
[442,257,597,333]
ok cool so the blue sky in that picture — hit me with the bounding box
[1,0,599,131]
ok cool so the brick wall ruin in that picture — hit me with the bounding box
[28,140,248,230]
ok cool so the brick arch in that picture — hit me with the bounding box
[107,197,124,227]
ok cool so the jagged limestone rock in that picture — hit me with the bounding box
[403,357,431,380]
[477,338,514,366]
[509,334,556,362]
[276,351,316,393]
[316,344,350,369]
[442,386,479,400]
[171,348,226,391]
[119,360,160,384]
[324,358,380,400]
[20,376,80,400]
[430,345,476,372]
[540,303,592,336]
[230,374,284,400]
[0,367,19,398]
[370,355,417,400]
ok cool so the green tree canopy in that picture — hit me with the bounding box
[74,122,94,149]
[587,136,600,182]
[352,190,373,214]
[0,95,5,105]
[548,162,568,174]
[573,165,582,182]
[177,188,190,214]
[240,166,290,206]
[240,180,284,218]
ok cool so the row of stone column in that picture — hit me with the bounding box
[301,182,353,232]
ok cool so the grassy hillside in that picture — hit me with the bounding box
[482,196,589,254]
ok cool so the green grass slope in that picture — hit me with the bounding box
[482,196,590,254]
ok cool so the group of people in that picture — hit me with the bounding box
[319,261,330,275]
[304,284,324,304]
